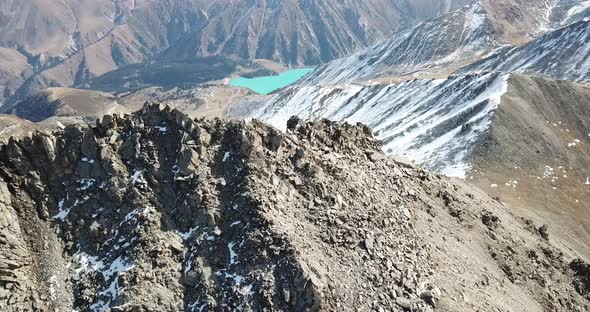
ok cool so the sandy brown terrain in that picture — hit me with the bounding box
[481,0,555,44]
[119,84,255,119]
[1,81,260,128]
[0,48,33,107]
[471,74,590,259]
[3,88,130,122]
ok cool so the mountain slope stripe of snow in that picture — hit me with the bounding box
[247,72,510,178]
[301,2,498,86]
[462,19,590,82]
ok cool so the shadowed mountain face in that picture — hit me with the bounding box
[0,0,473,106]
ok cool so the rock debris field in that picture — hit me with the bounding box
[0,104,588,311]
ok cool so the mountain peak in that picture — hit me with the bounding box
[2,103,589,311]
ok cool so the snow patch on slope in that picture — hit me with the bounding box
[248,73,510,178]
[75,252,135,312]
[464,2,487,32]
[302,2,497,86]
[569,0,590,15]
[566,0,590,22]
[463,19,590,82]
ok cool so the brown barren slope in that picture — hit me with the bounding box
[472,74,590,259]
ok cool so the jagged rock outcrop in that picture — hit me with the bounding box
[0,105,588,311]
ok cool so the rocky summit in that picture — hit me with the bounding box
[0,104,589,311]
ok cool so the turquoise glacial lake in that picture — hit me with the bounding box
[230,68,315,95]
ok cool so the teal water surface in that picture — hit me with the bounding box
[230,68,315,95]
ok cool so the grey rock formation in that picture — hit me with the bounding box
[0,104,588,311]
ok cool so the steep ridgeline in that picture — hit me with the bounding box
[461,19,590,83]
[0,0,472,106]
[1,105,589,311]
[303,2,498,85]
[231,73,590,258]
[469,74,590,259]
[301,0,590,86]
[235,72,510,177]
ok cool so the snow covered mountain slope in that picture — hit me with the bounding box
[230,74,590,259]
[550,0,590,29]
[303,2,499,86]
[233,72,510,177]
[300,0,590,86]
[228,2,590,178]
[233,70,590,179]
[461,19,590,83]
[481,0,589,43]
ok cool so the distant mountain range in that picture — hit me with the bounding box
[299,0,590,85]
[0,0,472,106]
[462,19,590,82]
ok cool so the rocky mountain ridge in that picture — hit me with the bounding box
[231,72,590,260]
[1,105,589,311]
[232,72,510,177]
